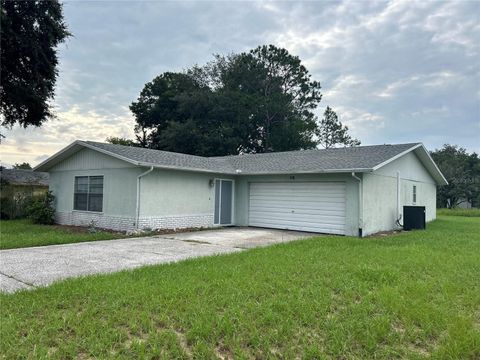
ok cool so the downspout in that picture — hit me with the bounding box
[136,166,154,229]
[396,171,403,228]
[351,172,363,237]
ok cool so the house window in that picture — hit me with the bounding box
[74,176,103,212]
[413,185,417,204]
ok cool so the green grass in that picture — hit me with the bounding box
[1,216,479,359]
[0,219,129,249]
[437,208,480,217]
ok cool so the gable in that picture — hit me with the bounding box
[373,151,436,184]
[49,148,135,171]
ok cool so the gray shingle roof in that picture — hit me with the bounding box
[83,141,234,173]
[83,141,420,175]
[0,168,49,186]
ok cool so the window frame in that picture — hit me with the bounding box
[412,185,417,204]
[73,175,104,212]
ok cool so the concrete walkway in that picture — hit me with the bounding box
[0,228,315,293]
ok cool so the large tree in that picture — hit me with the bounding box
[0,0,70,128]
[231,45,322,152]
[130,45,325,156]
[431,144,480,208]
[317,106,360,149]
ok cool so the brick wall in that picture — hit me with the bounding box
[138,214,214,230]
[55,211,214,232]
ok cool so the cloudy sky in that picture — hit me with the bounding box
[2,0,479,167]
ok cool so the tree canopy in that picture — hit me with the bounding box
[431,144,480,208]
[105,137,139,147]
[130,45,358,156]
[317,106,360,149]
[0,0,70,128]
[12,162,32,170]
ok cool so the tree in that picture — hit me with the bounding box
[12,162,31,170]
[244,45,322,152]
[431,144,480,208]
[317,106,360,149]
[105,137,138,147]
[0,0,70,128]
[130,45,326,156]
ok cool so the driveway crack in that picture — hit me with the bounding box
[0,270,37,289]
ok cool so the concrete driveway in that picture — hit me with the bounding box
[0,227,315,293]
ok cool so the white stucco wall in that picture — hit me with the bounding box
[48,148,141,231]
[362,152,437,235]
[138,168,234,230]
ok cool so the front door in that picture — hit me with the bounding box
[214,179,233,225]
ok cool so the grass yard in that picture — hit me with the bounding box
[0,219,129,250]
[1,216,479,359]
[437,208,480,217]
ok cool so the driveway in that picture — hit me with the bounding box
[0,227,315,293]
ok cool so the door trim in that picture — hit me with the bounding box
[214,178,235,226]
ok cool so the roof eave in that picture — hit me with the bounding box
[371,143,448,186]
[238,168,373,176]
[137,162,235,175]
[33,140,142,172]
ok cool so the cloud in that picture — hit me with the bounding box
[2,0,479,168]
[1,106,135,167]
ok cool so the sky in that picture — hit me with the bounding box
[1,0,479,167]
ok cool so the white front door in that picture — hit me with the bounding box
[248,182,346,234]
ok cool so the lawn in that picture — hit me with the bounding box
[1,216,479,359]
[0,219,129,250]
[437,207,480,217]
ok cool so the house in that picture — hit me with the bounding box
[0,168,49,219]
[34,141,447,236]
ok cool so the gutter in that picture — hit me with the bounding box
[136,166,154,229]
[351,172,363,237]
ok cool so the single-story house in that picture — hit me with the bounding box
[0,168,49,219]
[34,141,447,237]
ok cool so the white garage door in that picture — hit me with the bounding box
[248,182,346,235]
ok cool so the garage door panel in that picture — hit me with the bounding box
[249,207,346,217]
[249,199,346,209]
[250,194,345,202]
[250,187,346,195]
[249,212,345,223]
[248,182,346,234]
[251,182,344,189]
[249,219,346,234]
[250,200,345,207]
[249,211,345,224]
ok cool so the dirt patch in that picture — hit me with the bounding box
[50,224,104,234]
[50,223,221,237]
[366,230,405,238]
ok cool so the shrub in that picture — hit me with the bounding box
[26,191,56,224]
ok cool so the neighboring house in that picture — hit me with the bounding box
[0,168,49,219]
[34,141,447,236]
[456,198,473,209]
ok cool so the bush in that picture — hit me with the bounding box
[26,191,56,224]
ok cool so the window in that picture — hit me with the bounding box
[74,176,103,212]
[412,185,417,204]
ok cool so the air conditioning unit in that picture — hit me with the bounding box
[403,206,426,231]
